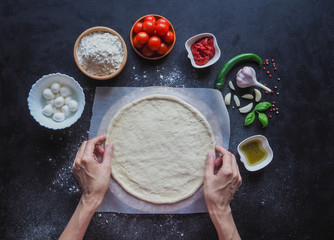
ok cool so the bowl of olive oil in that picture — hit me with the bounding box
[237,135,273,171]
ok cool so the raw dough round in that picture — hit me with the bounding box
[106,94,215,204]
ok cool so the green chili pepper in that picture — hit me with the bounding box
[215,53,263,90]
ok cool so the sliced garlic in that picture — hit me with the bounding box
[228,81,235,90]
[233,95,240,107]
[225,93,232,106]
[239,103,254,113]
[254,89,262,102]
[242,94,254,100]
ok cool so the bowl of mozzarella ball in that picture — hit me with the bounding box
[28,73,85,130]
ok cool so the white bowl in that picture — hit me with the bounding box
[237,135,273,171]
[27,73,85,130]
[185,33,221,68]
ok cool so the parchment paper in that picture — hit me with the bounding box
[89,87,230,214]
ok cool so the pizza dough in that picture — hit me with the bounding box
[106,94,215,204]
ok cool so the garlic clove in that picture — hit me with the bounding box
[233,95,240,107]
[242,94,254,100]
[225,93,232,105]
[228,81,235,90]
[239,103,254,113]
[254,89,262,102]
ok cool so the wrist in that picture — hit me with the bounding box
[208,204,232,222]
[80,195,103,213]
[208,205,240,240]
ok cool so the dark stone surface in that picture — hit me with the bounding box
[1,0,334,239]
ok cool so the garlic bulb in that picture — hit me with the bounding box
[236,66,271,92]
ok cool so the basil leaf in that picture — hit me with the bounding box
[244,111,256,126]
[254,102,272,112]
[258,112,269,128]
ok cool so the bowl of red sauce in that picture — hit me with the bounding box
[185,33,221,68]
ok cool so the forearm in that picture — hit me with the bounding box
[209,206,241,240]
[59,197,99,240]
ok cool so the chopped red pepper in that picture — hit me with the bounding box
[191,37,215,66]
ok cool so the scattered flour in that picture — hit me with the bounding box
[77,32,124,76]
[130,65,198,88]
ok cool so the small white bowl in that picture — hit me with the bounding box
[185,33,221,68]
[237,135,273,171]
[27,73,85,130]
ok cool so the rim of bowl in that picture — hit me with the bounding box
[73,26,128,80]
[130,14,176,60]
[237,135,273,171]
[185,33,221,68]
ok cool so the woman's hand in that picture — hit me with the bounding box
[60,136,113,240]
[72,135,113,210]
[204,145,242,240]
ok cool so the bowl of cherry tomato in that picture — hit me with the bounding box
[130,14,176,60]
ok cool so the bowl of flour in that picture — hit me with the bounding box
[74,26,127,80]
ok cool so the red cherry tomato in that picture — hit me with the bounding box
[148,36,161,51]
[136,32,149,45]
[142,21,155,35]
[133,36,143,49]
[155,22,169,37]
[157,42,168,55]
[163,31,174,43]
[141,44,154,57]
[144,15,156,24]
[157,18,170,28]
[133,22,143,34]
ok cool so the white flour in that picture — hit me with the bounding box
[77,32,124,76]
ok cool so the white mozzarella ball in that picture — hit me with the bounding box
[53,107,61,114]
[42,88,55,100]
[68,100,78,112]
[46,99,54,106]
[64,96,73,105]
[54,96,65,108]
[60,86,72,97]
[42,104,54,117]
[50,82,61,93]
[52,112,65,122]
[61,105,70,117]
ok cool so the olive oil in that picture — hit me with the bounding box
[240,140,267,165]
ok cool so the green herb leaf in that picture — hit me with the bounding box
[258,113,269,128]
[244,111,256,126]
[254,102,272,112]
